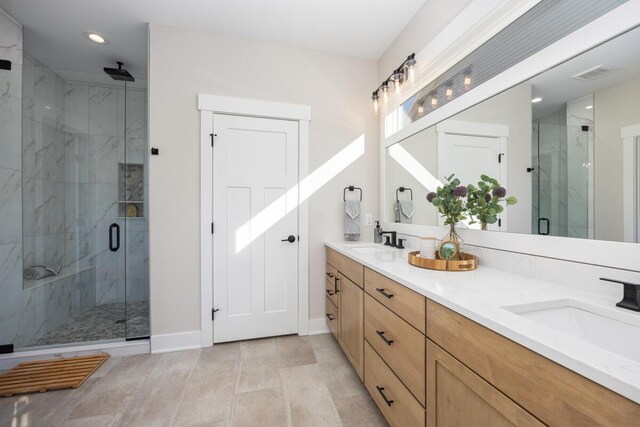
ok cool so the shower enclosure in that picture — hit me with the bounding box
[531,96,594,238]
[0,11,149,353]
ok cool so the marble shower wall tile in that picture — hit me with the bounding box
[89,85,118,136]
[0,167,22,244]
[64,82,89,134]
[0,58,23,171]
[0,11,23,65]
[65,133,92,184]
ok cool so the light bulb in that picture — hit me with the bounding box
[372,93,379,114]
[418,105,425,114]
[430,95,438,108]
[464,74,472,91]
[381,83,389,103]
[405,55,417,83]
[446,86,453,100]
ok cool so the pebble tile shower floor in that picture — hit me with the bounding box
[0,334,387,426]
[28,302,150,347]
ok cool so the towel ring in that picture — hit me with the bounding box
[396,187,413,202]
[343,186,363,201]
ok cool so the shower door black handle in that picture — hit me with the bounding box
[109,223,120,252]
[538,218,550,236]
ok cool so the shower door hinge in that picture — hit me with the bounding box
[212,308,219,320]
[498,218,502,227]
[210,133,217,147]
[498,153,504,163]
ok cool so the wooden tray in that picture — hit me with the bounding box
[408,251,477,271]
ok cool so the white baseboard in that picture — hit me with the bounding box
[151,330,202,354]
[308,318,330,335]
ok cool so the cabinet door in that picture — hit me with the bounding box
[325,297,338,340]
[338,274,364,380]
[427,339,543,427]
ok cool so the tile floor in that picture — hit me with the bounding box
[0,334,387,426]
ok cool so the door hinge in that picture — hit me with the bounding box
[212,308,219,320]
[210,133,217,147]
[211,223,214,234]
[498,153,504,163]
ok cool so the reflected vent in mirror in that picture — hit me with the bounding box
[572,65,618,81]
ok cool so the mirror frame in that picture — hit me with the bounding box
[380,1,640,271]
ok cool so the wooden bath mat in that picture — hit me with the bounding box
[0,353,109,397]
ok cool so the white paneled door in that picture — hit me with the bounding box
[212,114,299,343]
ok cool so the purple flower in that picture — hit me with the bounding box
[453,186,467,198]
[492,187,507,198]
[426,192,437,203]
[484,193,492,203]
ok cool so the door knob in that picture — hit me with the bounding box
[281,235,296,243]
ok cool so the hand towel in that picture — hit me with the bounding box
[23,262,62,280]
[344,200,361,241]
[398,200,414,224]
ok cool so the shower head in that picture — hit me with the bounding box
[104,61,135,82]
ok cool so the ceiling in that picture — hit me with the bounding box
[530,25,640,119]
[0,0,425,80]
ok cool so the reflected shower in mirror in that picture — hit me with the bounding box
[386,25,640,243]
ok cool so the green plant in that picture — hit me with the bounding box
[466,175,517,230]
[426,174,468,226]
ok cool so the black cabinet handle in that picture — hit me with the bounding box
[538,218,550,235]
[376,330,394,346]
[281,235,296,243]
[376,288,394,299]
[326,313,335,321]
[376,386,394,407]
[326,272,335,278]
[335,277,340,294]
[326,289,334,296]
[109,223,120,252]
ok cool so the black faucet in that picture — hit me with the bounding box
[600,278,640,311]
[379,231,397,247]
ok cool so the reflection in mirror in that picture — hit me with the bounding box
[386,26,640,243]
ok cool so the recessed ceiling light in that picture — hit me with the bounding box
[84,31,109,45]
[585,105,593,109]
[531,97,543,103]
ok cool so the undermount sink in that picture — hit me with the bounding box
[342,243,388,254]
[503,299,640,363]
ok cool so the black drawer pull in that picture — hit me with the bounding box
[326,289,334,296]
[326,313,335,321]
[326,272,335,278]
[376,288,394,299]
[376,330,394,345]
[376,386,394,407]
[335,277,340,293]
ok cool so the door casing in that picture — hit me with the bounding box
[198,94,311,348]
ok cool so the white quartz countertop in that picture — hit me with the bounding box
[325,240,640,404]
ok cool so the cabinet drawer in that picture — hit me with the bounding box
[365,267,426,333]
[325,297,338,340]
[326,247,363,288]
[365,293,425,405]
[365,341,425,427]
[325,264,338,306]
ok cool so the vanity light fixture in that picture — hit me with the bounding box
[446,84,454,100]
[531,97,543,103]
[84,31,109,45]
[371,53,416,113]
[463,73,472,91]
[430,94,438,108]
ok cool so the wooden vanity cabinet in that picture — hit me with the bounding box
[325,247,364,380]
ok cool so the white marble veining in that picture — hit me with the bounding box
[326,240,640,404]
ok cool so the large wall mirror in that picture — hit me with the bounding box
[386,25,640,244]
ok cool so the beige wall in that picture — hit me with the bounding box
[594,76,640,242]
[377,0,473,81]
[148,25,379,336]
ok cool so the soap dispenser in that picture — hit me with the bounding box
[374,221,382,243]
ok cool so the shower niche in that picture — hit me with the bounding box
[118,162,145,218]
